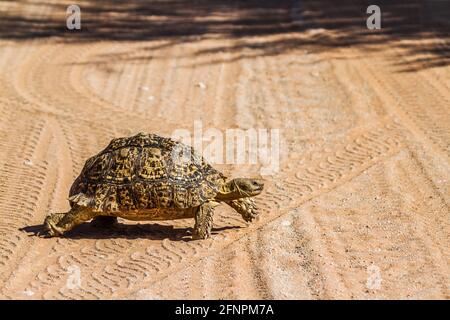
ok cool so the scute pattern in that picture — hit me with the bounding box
[68,133,226,212]
[132,182,157,209]
[117,185,136,211]
[106,147,139,183]
[86,153,110,182]
[138,147,167,180]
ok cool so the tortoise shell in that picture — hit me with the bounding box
[68,133,226,212]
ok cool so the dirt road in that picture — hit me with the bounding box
[0,0,448,299]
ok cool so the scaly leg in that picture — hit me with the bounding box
[225,198,259,222]
[45,212,66,225]
[38,212,66,237]
[192,202,217,240]
[40,205,96,237]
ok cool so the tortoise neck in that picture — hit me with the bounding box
[215,179,242,201]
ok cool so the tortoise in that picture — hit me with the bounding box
[40,132,264,239]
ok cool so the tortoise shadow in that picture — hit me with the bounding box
[20,223,241,241]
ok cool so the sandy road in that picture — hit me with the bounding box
[0,0,448,299]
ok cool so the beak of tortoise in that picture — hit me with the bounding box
[252,178,265,193]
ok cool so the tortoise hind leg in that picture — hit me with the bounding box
[37,212,66,237]
[192,202,218,240]
[44,212,66,225]
[40,205,96,238]
[91,216,118,228]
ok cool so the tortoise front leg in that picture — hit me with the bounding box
[40,205,96,237]
[192,202,217,240]
[225,198,259,222]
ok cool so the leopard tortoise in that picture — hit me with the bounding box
[40,133,264,239]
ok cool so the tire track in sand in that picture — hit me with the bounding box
[120,120,405,298]
[0,115,404,299]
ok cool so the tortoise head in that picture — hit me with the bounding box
[216,178,264,201]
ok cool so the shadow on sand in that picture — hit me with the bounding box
[0,0,448,72]
[20,223,241,241]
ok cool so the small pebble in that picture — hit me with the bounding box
[196,82,206,89]
[281,220,291,226]
[23,289,34,296]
